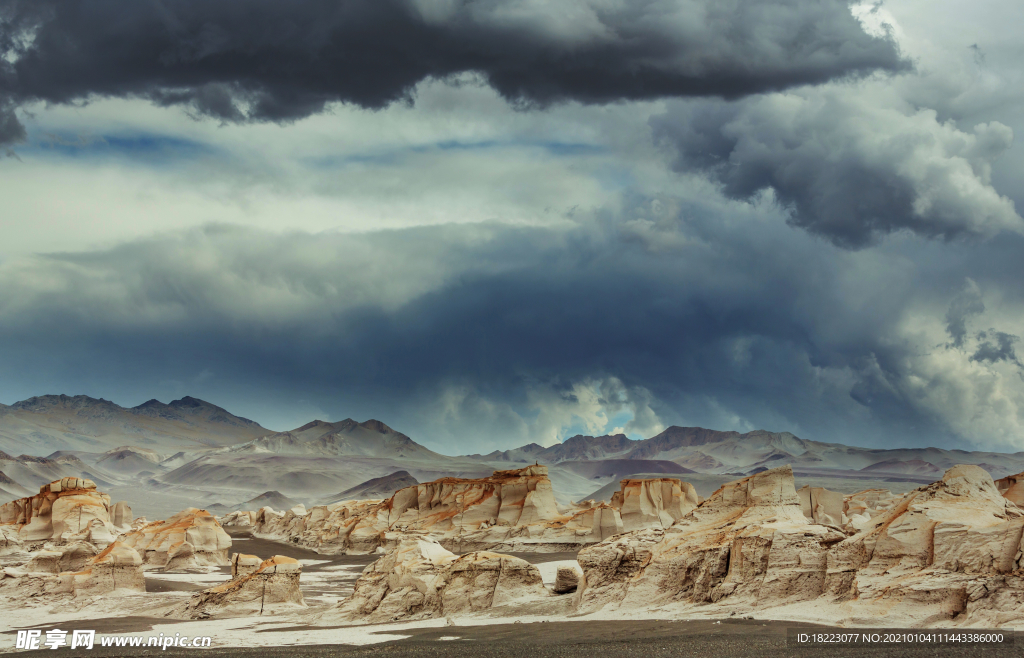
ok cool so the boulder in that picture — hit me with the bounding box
[334,538,549,622]
[554,565,580,593]
[169,555,304,619]
[119,508,231,569]
[231,553,263,578]
[220,511,256,528]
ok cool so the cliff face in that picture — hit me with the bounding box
[0,477,132,547]
[252,466,693,554]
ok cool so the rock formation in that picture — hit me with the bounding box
[797,485,845,526]
[334,538,549,622]
[168,554,305,619]
[554,565,580,593]
[566,464,1024,628]
[824,465,1024,626]
[25,541,99,573]
[119,508,231,569]
[611,478,700,531]
[253,466,694,554]
[575,466,846,613]
[70,541,146,596]
[995,471,1024,506]
[0,541,144,598]
[220,510,256,528]
[110,501,133,528]
[841,488,900,532]
[0,478,119,547]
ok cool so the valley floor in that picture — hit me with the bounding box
[5,619,1023,658]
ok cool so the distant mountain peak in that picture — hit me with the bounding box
[12,394,120,412]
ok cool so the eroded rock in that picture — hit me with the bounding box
[576,466,846,613]
[0,478,118,547]
[119,508,231,569]
[333,538,549,622]
[168,555,304,619]
[253,466,690,555]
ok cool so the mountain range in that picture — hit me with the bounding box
[3,393,1024,518]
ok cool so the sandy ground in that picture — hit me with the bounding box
[5,619,1021,658]
[3,532,1016,655]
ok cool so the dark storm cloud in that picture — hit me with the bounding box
[971,331,1022,366]
[652,94,1021,248]
[4,200,1024,452]
[0,0,906,146]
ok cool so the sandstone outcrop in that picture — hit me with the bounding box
[110,501,133,528]
[576,466,846,613]
[797,485,845,526]
[220,510,256,528]
[995,471,1024,506]
[0,478,119,547]
[168,554,304,619]
[253,466,694,555]
[0,541,144,598]
[334,538,549,622]
[841,488,900,532]
[70,541,146,596]
[611,478,699,531]
[568,464,1024,628]
[119,508,231,569]
[824,465,1024,625]
[25,540,99,573]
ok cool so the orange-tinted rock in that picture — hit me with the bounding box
[169,554,304,618]
[253,466,688,555]
[0,477,117,546]
[119,508,231,569]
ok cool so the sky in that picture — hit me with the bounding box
[1,0,1023,455]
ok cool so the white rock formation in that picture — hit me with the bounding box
[333,538,549,622]
[110,501,133,529]
[0,478,118,547]
[220,511,256,528]
[611,478,700,531]
[119,508,231,569]
[168,554,305,619]
[0,541,144,598]
[253,466,694,555]
[824,465,1024,625]
[797,485,845,526]
[576,466,846,613]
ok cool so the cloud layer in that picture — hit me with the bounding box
[653,87,1021,247]
[0,0,905,147]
